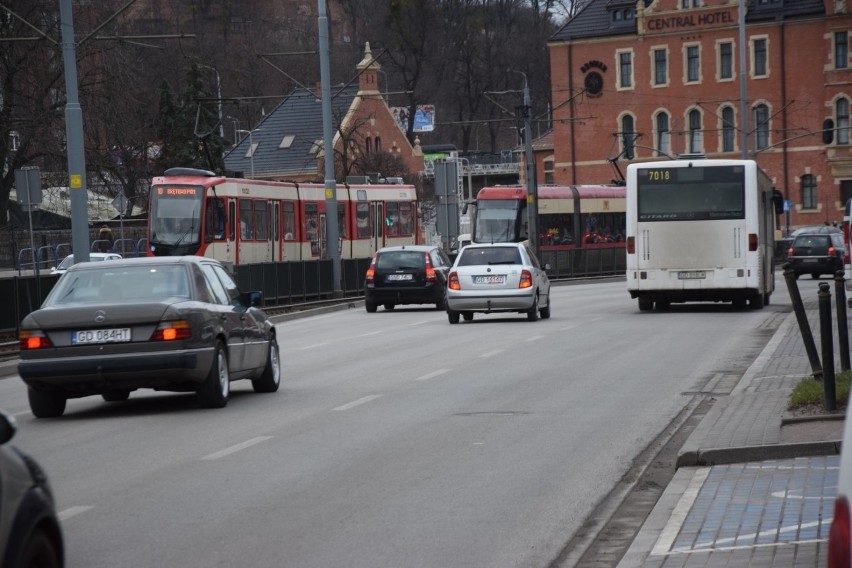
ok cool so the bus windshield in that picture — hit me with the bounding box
[636,166,745,222]
[149,184,204,245]
[474,199,526,243]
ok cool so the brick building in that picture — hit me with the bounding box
[547,0,852,231]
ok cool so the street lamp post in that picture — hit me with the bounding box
[199,64,224,139]
[228,116,240,145]
[236,129,257,178]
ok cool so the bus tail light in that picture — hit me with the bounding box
[19,330,52,350]
[151,320,192,341]
[365,255,377,284]
[626,236,635,254]
[829,496,851,568]
[748,233,759,252]
[519,270,533,288]
[448,272,460,290]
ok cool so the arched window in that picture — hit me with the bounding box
[655,112,670,157]
[688,109,702,153]
[365,137,372,154]
[721,107,735,153]
[801,174,817,209]
[837,98,850,145]
[621,115,635,159]
[754,104,769,150]
[375,137,382,152]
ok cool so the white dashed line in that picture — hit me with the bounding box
[299,343,329,350]
[479,349,505,358]
[525,335,543,342]
[408,320,430,326]
[358,331,382,337]
[415,368,451,381]
[202,436,273,460]
[332,394,382,411]
[58,506,94,521]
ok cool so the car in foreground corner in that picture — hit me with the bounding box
[50,252,123,275]
[364,245,452,312]
[0,411,64,568]
[18,256,280,418]
[445,242,551,323]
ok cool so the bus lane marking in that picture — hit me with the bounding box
[333,394,382,411]
[58,505,94,521]
[202,436,273,460]
[415,369,451,381]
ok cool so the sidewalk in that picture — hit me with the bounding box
[618,294,846,567]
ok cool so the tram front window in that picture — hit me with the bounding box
[150,185,203,245]
[474,200,525,243]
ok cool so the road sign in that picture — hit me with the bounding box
[784,199,793,212]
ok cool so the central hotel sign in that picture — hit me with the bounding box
[645,8,736,32]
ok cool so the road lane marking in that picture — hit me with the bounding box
[58,506,94,521]
[479,349,505,358]
[651,467,710,555]
[525,335,543,342]
[202,436,273,460]
[333,394,382,411]
[415,368,451,381]
[10,410,31,419]
[358,331,382,337]
[299,343,328,350]
[408,320,430,326]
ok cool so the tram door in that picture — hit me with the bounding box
[371,202,384,252]
[319,214,328,259]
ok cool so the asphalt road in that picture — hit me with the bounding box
[0,279,787,567]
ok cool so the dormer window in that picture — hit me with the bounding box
[608,5,634,26]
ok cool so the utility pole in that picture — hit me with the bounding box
[739,0,748,159]
[519,74,539,257]
[60,0,90,264]
[318,0,341,293]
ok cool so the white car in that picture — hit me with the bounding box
[445,242,551,323]
[51,252,123,275]
[829,405,852,565]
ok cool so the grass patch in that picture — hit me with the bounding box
[788,370,852,411]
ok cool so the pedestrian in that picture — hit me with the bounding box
[97,224,114,252]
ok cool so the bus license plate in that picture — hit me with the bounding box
[73,328,131,345]
[677,271,706,280]
[474,275,506,285]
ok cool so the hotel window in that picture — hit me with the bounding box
[841,180,852,206]
[838,98,850,145]
[801,174,817,210]
[754,104,770,150]
[721,107,736,153]
[686,45,700,83]
[681,0,700,7]
[837,32,849,70]
[621,115,635,159]
[752,38,767,77]
[653,49,667,86]
[719,41,733,79]
[618,51,633,88]
[688,109,702,153]
[655,112,670,157]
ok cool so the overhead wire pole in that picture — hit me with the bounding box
[739,0,748,159]
[318,0,341,294]
[519,73,539,258]
[60,0,90,264]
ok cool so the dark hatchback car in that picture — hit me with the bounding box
[787,232,846,279]
[18,256,280,418]
[0,411,63,568]
[364,245,452,312]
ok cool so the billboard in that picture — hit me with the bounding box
[392,105,435,133]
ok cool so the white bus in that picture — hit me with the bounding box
[626,157,782,311]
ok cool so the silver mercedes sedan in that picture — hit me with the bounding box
[445,242,551,323]
[18,256,280,418]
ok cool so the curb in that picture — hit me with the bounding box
[676,440,843,467]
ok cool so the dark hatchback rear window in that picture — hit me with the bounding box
[792,235,832,251]
[457,247,522,266]
[376,251,425,270]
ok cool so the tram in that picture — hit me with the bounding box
[147,168,419,265]
[473,184,627,249]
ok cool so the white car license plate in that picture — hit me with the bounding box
[473,275,506,285]
[73,328,131,344]
[386,274,413,281]
[677,271,706,280]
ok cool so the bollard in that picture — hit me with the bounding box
[835,270,851,372]
[818,282,837,412]
[783,262,823,378]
